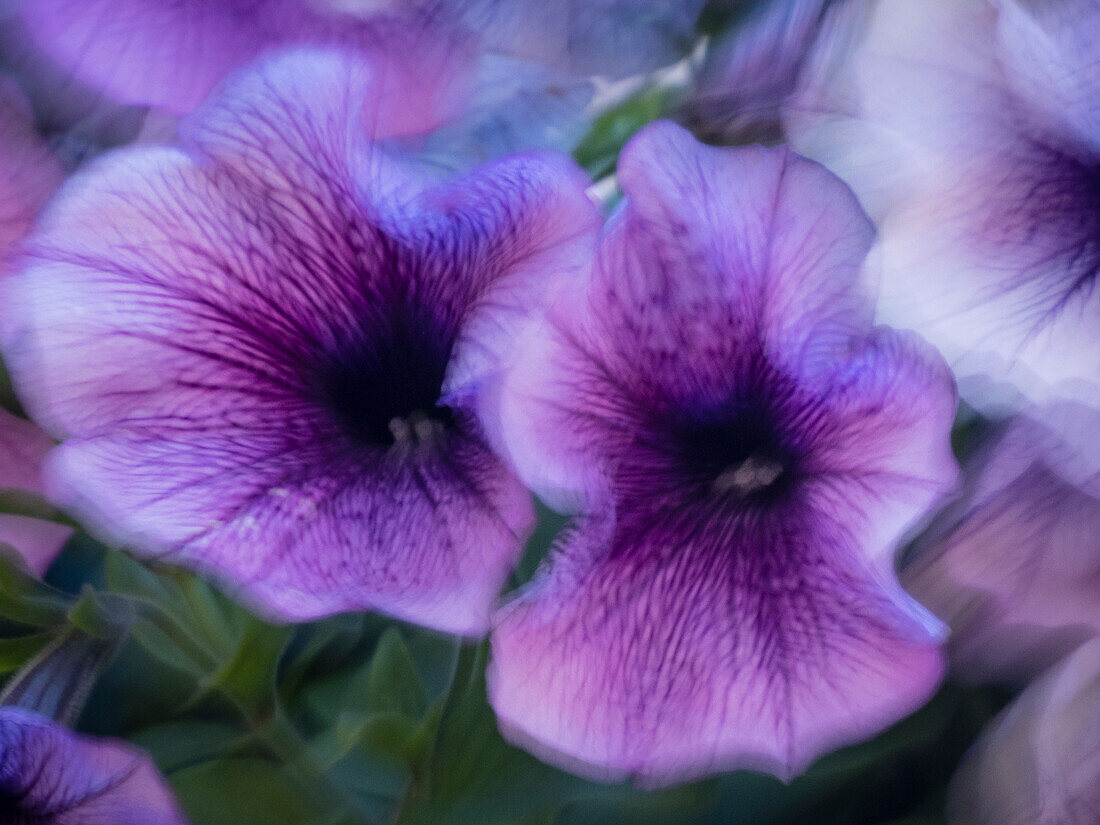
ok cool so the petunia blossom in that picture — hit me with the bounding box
[486,121,957,785]
[0,707,188,825]
[0,49,600,635]
[18,0,474,136]
[903,407,1100,685]
[786,0,1100,421]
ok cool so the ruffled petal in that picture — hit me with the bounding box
[804,327,958,567]
[490,503,944,784]
[0,708,187,825]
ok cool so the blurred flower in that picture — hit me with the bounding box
[486,121,957,785]
[904,407,1100,685]
[438,0,707,79]
[17,0,474,136]
[787,0,1100,423]
[947,638,1100,825]
[0,76,72,577]
[0,407,73,577]
[0,76,63,261]
[404,54,594,170]
[0,707,187,824]
[681,0,836,145]
[0,49,599,634]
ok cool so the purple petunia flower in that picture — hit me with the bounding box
[18,0,474,136]
[0,707,187,825]
[485,121,958,785]
[787,0,1100,422]
[0,49,600,635]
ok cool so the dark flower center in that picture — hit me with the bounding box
[316,307,456,448]
[671,401,799,506]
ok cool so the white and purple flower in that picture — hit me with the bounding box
[486,121,958,785]
[788,0,1100,422]
[0,48,599,635]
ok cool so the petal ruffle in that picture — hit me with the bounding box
[490,503,944,784]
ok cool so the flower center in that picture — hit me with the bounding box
[671,399,798,505]
[712,452,785,496]
[315,308,456,448]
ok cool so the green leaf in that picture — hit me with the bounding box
[0,489,74,526]
[573,86,681,181]
[206,620,291,717]
[0,631,56,673]
[394,644,638,825]
[131,720,243,773]
[170,758,335,825]
[364,628,425,718]
[0,551,71,627]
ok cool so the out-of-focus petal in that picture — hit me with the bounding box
[447,0,705,79]
[947,639,1100,825]
[787,0,1100,419]
[683,0,833,145]
[0,77,63,262]
[0,409,71,578]
[19,0,474,135]
[904,410,1100,684]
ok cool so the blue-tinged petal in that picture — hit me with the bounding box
[0,708,187,825]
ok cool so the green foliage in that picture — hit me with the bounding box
[573,86,682,182]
